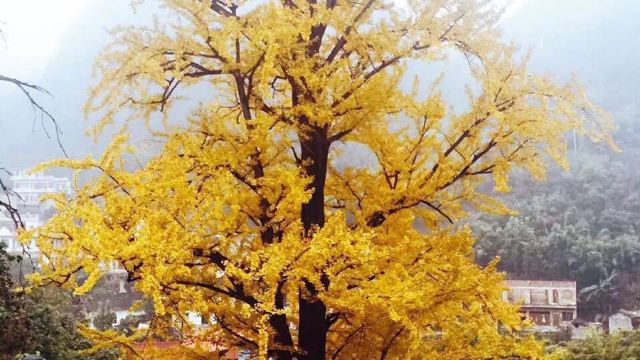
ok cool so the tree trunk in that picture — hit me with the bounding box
[298,126,330,360]
[233,71,294,359]
[299,282,328,360]
[300,129,328,232]
[270,314,294,360]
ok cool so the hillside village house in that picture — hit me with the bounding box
[504,280,577,331]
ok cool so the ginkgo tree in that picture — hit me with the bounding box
[23,0,614,359]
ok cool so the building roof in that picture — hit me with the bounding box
[617,309,640,318]
[506,280,576,287]
[22,355,45,360]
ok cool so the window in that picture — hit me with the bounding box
[530,289,548,305]
[508,288,526,303]
[529,311,551,325]
[562,311,574,321]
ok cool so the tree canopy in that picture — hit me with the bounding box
[24,0,614,359]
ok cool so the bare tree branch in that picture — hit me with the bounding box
[0,74,68,157]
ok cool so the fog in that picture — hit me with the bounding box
[0,0,637,168]
[0,0,153,167]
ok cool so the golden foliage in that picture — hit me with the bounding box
[24,0,614,358]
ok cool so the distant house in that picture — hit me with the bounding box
[504,280,577,331]
[607,309,640,333]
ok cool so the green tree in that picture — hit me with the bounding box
[93,308,117,331]
[558,330,640,360]
[0,243,118,360]
[0,244,33,359]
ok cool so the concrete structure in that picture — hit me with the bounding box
[609,312,633,333]
[504,280,577,332]
[606,309,640,333]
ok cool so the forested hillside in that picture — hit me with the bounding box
[474,120,640,318]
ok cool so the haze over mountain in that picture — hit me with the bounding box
[0,0,638,169]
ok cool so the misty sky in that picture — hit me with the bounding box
[0,0,638,169]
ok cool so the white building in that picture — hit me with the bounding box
[0,212,41,254]
[0,169,71,256]
[9,169,71,207]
